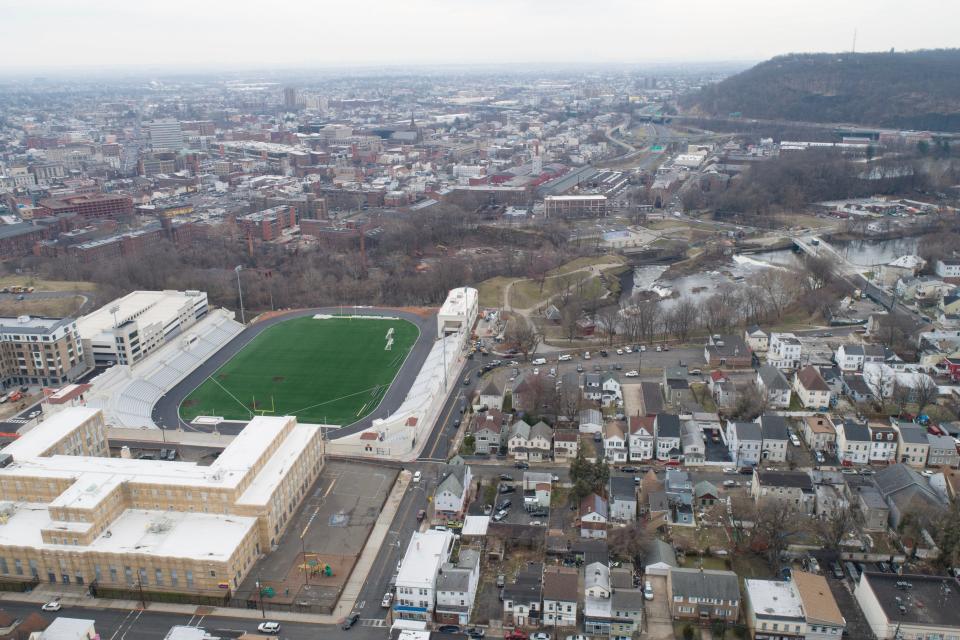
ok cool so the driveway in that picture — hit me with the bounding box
[643,574,674,640]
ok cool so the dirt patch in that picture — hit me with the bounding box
[272,376,285,383]
[181,399,198,408]
[217,374,229,381]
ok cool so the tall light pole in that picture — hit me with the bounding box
[235,265,246,324]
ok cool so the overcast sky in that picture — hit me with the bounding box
[2,0,958,72]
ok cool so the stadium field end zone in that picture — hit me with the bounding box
[179,315,419,426]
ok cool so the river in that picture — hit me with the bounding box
[622,235,922,308]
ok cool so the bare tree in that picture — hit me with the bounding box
[665,300,698,342]
[733,381,768,421]
[505,320,541,361]
[816,504,863,551]
[608,521,654,568]
[891,380,912,416]
[561,297,583,343]
[913,375,940,416]
[750,499,807,570]
[597,306,621,347]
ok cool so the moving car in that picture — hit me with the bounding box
[644,581,654,600]
[532,357,547,366]
[531,633,551,640]
[413,470,422,483]
[499,473,513,481]
[41,600,61,612]
[258,621,281,633]
[467,628,486,638]
[341,613,360,630]
[438,625,461,634]
[616,349,623,355]
[417,509,426,522]
[558,354,572,361]
[382,591,394,607]
[625,370,639,377]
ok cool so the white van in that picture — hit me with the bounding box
[583,352,591,360]
[531,357,547,366]
[558,354,572,362]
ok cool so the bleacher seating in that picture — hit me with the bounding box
[85,309,243,428]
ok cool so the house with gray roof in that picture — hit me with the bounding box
[758,414,790,462]
[644,539,678,577]
[669,568,741,623]
[478,379,504,411]
[527,421,554,462]
[836,418,871,465]
[927,433,960,468]
[579,408,603,434]
[873,463,946,528]
[726,421,763,467]
[609,476,636,522]
[508,420,532,460]
[751,469,816,514]
[434,466,473,517]
[757,366,792,409]
[435,548,481,625]
[655,413,682,462]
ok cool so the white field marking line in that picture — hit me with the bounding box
[286,384,383,416]
[207,374,252,415]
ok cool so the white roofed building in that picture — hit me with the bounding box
[394,529,456,621]
[0,407,324,597]
[437,287,478,336]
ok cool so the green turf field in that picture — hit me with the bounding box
[179,316,419,425]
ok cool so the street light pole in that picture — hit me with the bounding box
[235,265,246,324]
[256,575,266,618]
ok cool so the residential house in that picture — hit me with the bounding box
[935,258,960,280]
[745,325,769,352]
[680,420,706,465]
[818,365,844,397]
[640,381,664,415]
[801,415,836,453]
[868,423,899,465]
[542,567,578,629]
[609,586,645,637]
[609,476,637,522]
[508,420,532,460]
[434,548,481,625]
[878,255,926,286]
[793,570,846,640]
[601,373,622,407]
[668,568,741,623]
[478,379,504,411]
[842,373,874,404]
[603,420,628,463]
[512,373,546,414]
[627,415,654,461]
[663,367,693,409]
[584,563,644,637]
[543,304,561,323]
[393,529,456,621]
[472,409,509,454]
[434,466,474,519]
[793,366,832,410]
[853,485,890,532]
[759,414,790,463]
[655,413,682,462]
[704,334,752,368]
[553,429,579,460]
[527,421,554,462]
[757,366,792,409]
[863,363,936,403]
[583,373,602,402]
[745,579,806,639]
[502,562,543,628]
[927,434,959,468]
[694,481,720,509]
[835,419,871,465]
[855,571,960,639]
[522,472,553,510]
[835,344,899,372]
[873,463,946,528]
[768,332,803,370]
[579,408,603,434]
[751,470,816,514]
[709,370,738,409]
[665,469,695,525]
[893,422,930,468]
[727,421,763,468]
[580,493,609,539]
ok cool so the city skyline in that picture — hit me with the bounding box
[2,0,958,72]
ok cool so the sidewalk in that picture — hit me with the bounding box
[0,470,413,626]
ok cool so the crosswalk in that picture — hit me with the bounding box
[5,418,27,425]
[360,618,386,628]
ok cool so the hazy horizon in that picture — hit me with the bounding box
[2,0,958,74]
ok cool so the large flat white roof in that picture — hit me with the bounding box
[397,529,454,588]
[237,423,319,506]
[2,407,100,460]
[438,287,478,318]
[0,502,256,561]
[746,579,804,619]
[77,290,206,339]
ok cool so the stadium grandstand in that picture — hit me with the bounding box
[83,309,243,428]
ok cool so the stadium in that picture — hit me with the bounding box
[77,287,478,460]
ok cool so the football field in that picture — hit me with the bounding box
[179,316,419,425]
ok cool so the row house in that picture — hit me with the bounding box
[726,421,763,467]
[750,470,816,514]
[542,567,579,629]
[602,421,628,463]
[627,415,655,461]
[471,409,509,454]
[508,420,554,461]
[835,343,901,372]
[868,423,898,464]
[757,366,792,409]
[655,414,682,462]
[669,568,741,624]
[793,365,832,410]
[801,415,837,452]
[758,414,790,463]
[768,332,803,370]
[553,429,579,460]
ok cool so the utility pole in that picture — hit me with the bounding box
[235,265,246,324]
[256,575,266,618]
[136,579,146,609]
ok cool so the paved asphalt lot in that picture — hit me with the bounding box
[152,307,437,437]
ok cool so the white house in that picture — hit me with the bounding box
[603,421,628,463]
[434,466,473,518]
[758,414,789,463]
[628,416,654,461]
[935,259,960,280]
[726,421,763,467]
[542,567,579,628]
[579,408,603,434]
[768,332,802,370]
[508,420,532,460]
[654,414,682,462]
[477,379,504,411]
[745,579,806,639]
[745,325,769,352]
[394,529,455,621]
[867,424,899,464]
[835,419,871,465]
[580,493,608,539]
[600,373,622,407]
[757,366,792,409]
[835,344,867,371]
[435,548,481,625]
[527,421,554,462]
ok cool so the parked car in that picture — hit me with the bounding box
[498,484,515,494]
[644,581,654,600]
[831,562,844,579]
[341,615,359,631]
[558,354,572,361]
[616,349,623,355]
[515,461,529,469]
[438,625,462,634]
[467,628,486,638]
[625,370,639,377]
[620,466,637,473]
[499,473,513,481]
[41,600,61,612]
[497,499,513,510]
[413,470,422,483]
[496,574,506,587]
[417,509,426,521]
[381,592,394,608]
[492,510,508,522]
[531,633,551,640]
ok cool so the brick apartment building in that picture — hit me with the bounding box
[236,206,297,242]
[0,315,87,388]
[38,193,134,220]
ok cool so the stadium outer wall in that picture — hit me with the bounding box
[325,288,477,462]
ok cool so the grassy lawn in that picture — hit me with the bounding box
[180,316,418,425]
[548,254,626,276]
[0,275,96,292]
[477,276,513,308]
[690,383,717,412]
[731,552,774,581]
[0,295,86,317]
[509,271,593,309]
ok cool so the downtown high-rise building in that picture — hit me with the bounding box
[147,119,184,152]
